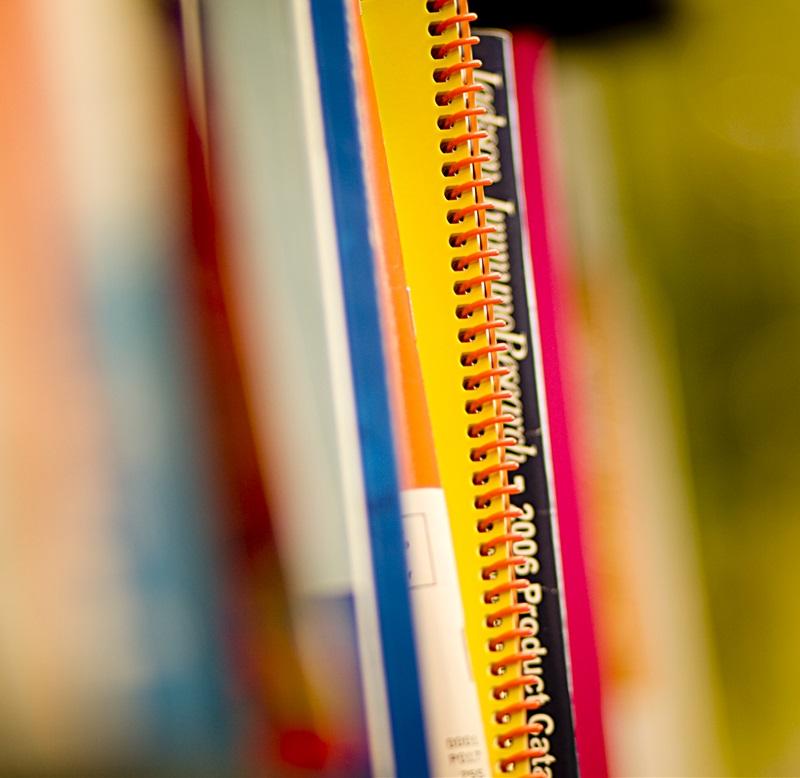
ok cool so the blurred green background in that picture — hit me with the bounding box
[556,0,800,773]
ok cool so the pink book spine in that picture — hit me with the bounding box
[512,31,609,778]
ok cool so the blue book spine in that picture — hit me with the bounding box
[309,2,431,776]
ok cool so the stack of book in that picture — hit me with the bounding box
[0,1,632,776]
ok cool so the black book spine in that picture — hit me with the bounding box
[474,29,579,777]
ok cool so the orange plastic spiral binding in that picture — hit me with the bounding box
[427,1,534,774]
[473,461,519,487]
[440,130,487,154]
[466,391,512,415]
[484,600,528,627]
[494,675,545,698]
[452,248,499,272]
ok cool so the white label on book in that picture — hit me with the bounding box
[403,510,436,587]
[401,488,491,778]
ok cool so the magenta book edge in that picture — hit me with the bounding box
[512,31,609,778]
